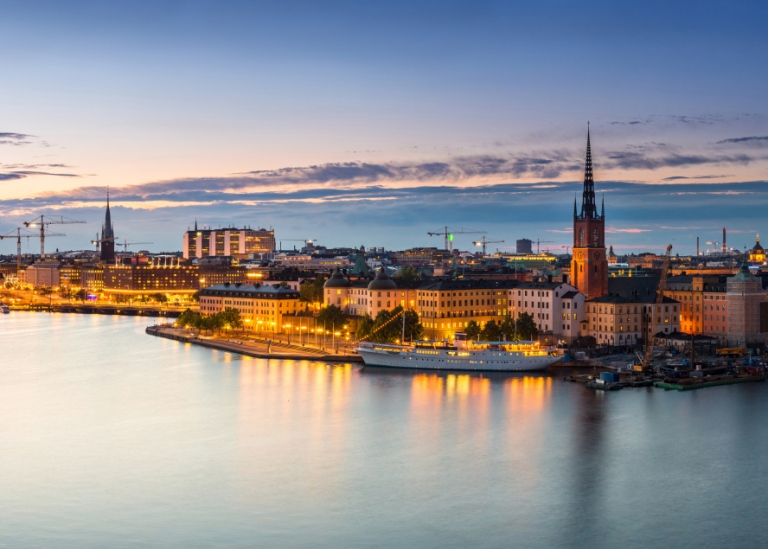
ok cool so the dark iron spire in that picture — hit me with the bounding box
[580,124,598,219]
[601,193,605,218]
[574,194,577,216]
[102,190,114,239]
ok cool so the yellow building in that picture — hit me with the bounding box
[198,283,301,333]
[748,235,765,264]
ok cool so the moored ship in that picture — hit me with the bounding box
[356,332,562,372]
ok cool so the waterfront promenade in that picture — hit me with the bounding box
[146,324,363,363]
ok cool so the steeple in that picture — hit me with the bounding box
[601,193,605,218]
[102,191,114,240]
[573,194,577,216]
[579,124,598,219]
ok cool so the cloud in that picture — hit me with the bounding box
[716,136,768,145]
[606,227,652,233]
[0,170,80,181]
[606,151,755,170]
[661,175,729,181]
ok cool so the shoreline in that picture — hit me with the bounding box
[145,324,364,363]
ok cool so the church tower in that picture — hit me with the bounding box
[571,127,608,300]
[100,193,116,262]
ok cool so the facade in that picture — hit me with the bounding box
[392,247,451,266]
[583,295,680,348]
[198,257,247,287]
[104,256,198,294]
[726,263,765,347]
[509,281,584,343]
[702,277,728,343]
[571,129,608,300]
[183,225,276,259]
[198,283,301,333]
[25,261,61,287]
[516,239,533,254]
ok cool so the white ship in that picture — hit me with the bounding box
[356,333,562,372]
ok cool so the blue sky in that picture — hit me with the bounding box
[1,0,767,255]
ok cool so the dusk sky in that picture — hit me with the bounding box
[1,0,767,255]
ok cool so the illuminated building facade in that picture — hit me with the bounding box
[183,224,275,259]
[748,235,765,264]
[510,282,584,343]
[199,283,301,333]
[104,256,198,294]
[571,128,608,300]
[584,295,680,348]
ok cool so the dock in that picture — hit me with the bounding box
[653,375,765,391]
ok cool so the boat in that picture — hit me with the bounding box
[355,332,562,372]
[0,303,9,314]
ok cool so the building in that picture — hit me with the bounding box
[100,195,116,262]
[748,235,765,265]
[25,260,61,287]
[571,128,608,300]
[198,283,301,334]
[509,281,584,343]
[726,262,766,347]
[583,295,680,348]
[516,239,533,254]
[392,247,451,266]
[104,256,198,295]
[183,224,276,259]
[198,256,247,287]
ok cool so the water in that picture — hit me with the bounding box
[2,313,767,548]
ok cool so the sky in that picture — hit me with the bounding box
[1,0,767,256]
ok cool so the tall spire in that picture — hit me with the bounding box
[601,193,605,218]
[580,123,598,219]
[102,189,114,239]
[573,194,577,216]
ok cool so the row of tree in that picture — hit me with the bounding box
[176,307,243,332]
[464,313,539,342]
[356,306,424,343]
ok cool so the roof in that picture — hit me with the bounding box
[368,267,397,291]
[561,291,580,299]
[323,267,351,288]
[200,283,299,299]
[417,279,520,291]
[586,293,679,305]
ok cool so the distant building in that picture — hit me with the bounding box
[516,239,533,254]
[727,262,765,347]
[199,283,301,333]
[583,295,680,348]
[25,260,61,287]
[183,224,275,259]
[571,128,608,300]
[104,256,198,294]
[748,235,765,264]
[100,195,116,262]
[198,256,247,287]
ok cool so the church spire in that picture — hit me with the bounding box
[601,193,605,218]
[579,124,598,219]
[102,189,114,240]
[573,194,577,216]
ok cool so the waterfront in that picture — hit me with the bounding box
[2,313,768,548]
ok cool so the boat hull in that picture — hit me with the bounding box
[357,347,561,372]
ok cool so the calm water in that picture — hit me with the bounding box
[1,313,767,548]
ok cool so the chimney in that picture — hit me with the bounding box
[697,236,700,257]
[723,227,727,253]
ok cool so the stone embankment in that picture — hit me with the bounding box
[145,324,363,363]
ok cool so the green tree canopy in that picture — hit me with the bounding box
[317,304,347,329]
[515,312,539,341]
[221,307,243,330]
[465,320,481,340]
[393,265,420,281]
[480,319,501,341]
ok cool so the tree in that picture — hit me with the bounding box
[394,265,420,282]
[465,320,481,340]
[221,307,243,331]
[74,288,87,304]
[317,304,347,328]
[500,316,516,341]
[152,292,168,304]
[480,319,501,341]
[515,312,539,341]
[299,277,325,304]
[356,315,375,340]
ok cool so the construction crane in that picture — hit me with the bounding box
[643,244,673,373]
[91,232,118,253]
[23,215,85,256]
[117,240,153,252]
[562,245,571,256]
[0,227,47,269]
[535,239,554,254]
[472,237,505,255]
[428,227,487,253]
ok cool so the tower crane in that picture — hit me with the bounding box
[0,227,53,269]
[536,239,554,254]
[117,240,153,252]
[643,244,673,373]
[23,215,86,256]
[472,236,505,255]
[427,227,487,253]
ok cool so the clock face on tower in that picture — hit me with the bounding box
[578,251,584,259]
[594,251,600,259]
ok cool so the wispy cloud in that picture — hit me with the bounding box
[0,170,80,181]
[0,132,34,146]
[716,136,768,145]
[661,174,729,181]
[606,151,755,170]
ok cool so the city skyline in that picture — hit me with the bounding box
[1,1,767,253]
